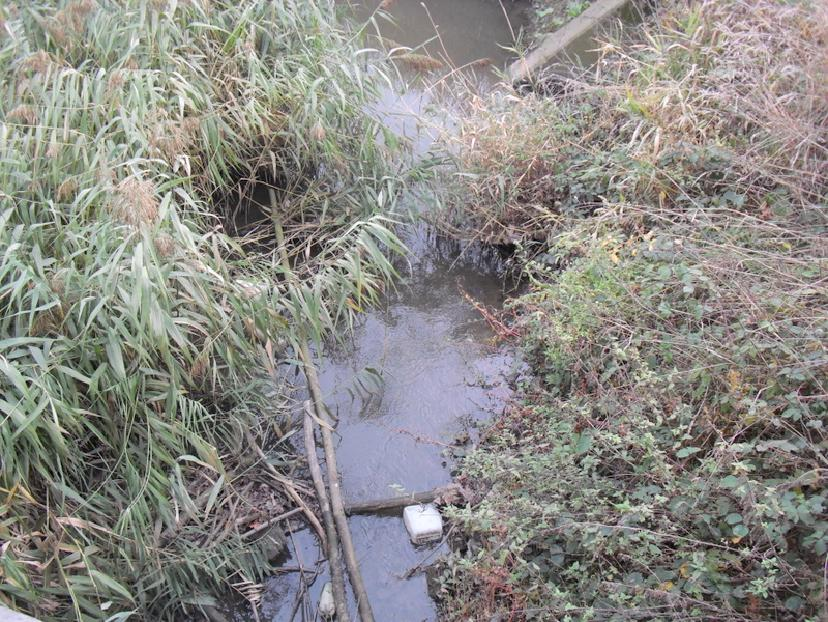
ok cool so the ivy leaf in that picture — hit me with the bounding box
[785,596,804,611]
[676,446,702,458]
[756,440,798,453]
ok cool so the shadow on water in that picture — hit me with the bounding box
[255,2,529,620]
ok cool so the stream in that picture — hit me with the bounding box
[258,2,530,620]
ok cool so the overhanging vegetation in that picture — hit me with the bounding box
[0,1,409,619]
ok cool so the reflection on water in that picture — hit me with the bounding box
[318,228,516,503]
[353,0,530,70]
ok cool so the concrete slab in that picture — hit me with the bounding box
[509,0,633,82]
[0,606,40,622]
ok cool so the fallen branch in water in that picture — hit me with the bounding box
[304,363,375,622]
[272,194,373,621]
[457,284,519,339]
[241,507,303,540]
[303,402,351,622]
[344,484,462,515]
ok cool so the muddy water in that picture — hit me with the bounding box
[358,0,532,156]
[259,3,527,621]
[353,0,530,70]
[262,233,517,622]
[319,234,516,500]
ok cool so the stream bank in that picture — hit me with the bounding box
[436,0,828,619]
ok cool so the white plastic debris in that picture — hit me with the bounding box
[318,582,335,618]
[403,503,443,544]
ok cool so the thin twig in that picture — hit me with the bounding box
[250,439,327,551]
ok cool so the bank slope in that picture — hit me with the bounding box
[440,0,828,619]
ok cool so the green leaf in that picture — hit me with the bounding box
[676,446,702,458]
[106,330,126,380]
[574,431,593,455]
[720,475,743,489]
[89,570,134,602]
[756,439,798,453]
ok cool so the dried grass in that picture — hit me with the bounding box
[51,0,95,43]
[6,104,36,125]
[395,52,445,72]
[18,50,58,75]
[55,178,78,202]
[152,232,176,257]
[441,0,827,243]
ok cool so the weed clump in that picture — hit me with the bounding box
[439,0,828,619]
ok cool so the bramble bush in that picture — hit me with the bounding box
[438,0,827,619]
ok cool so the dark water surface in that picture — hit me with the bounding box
[258,2,528,620]
[261,231,518,622]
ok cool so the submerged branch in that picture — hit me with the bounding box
[344,484,462,515]
[303,403,350,622]
[272,193,374,621]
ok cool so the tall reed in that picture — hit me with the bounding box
[0,1,408,619]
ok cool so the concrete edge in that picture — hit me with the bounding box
[0,606,41,622]
[508,0,632,83]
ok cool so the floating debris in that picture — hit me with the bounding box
[403,504,443,544]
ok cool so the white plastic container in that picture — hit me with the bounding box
[318,582,335,618]
[403,503,443,544]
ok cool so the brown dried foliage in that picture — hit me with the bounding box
[110,177,160,226]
